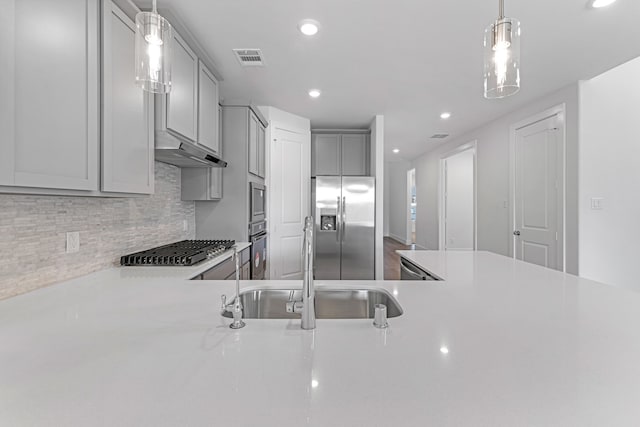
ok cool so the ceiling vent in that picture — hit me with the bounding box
[430,134,449,139]
[233,49,264,67]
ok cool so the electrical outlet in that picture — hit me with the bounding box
[183,220,189,232]
[66,232,80,253]
[591,197,604,210]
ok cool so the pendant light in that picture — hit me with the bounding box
[483,0,520,99]
[135,0,172,93]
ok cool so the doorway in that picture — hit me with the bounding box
[406,168,416,245]
[510,106,565,271]
[268,124,311,280]
[439,143,477,250]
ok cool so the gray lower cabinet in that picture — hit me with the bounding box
[0,0,100,191]
[197,247,251,280]
[101,0,154,195]
[312,133,370,177]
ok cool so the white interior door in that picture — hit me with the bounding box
[442,148,475,250]
[269,125,311,279]
[514,115,562,270]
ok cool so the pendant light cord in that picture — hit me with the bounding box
[498,0,505,19]
[152,0,158,14]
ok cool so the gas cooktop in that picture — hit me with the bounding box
[120,240,235,266]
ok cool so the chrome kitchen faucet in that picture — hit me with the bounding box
[286,216,316,330]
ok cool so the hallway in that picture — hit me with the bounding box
[384,237,412,280]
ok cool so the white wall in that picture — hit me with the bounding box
[384,160,410,243]
[443,149,475,250]
[411,84,579,274]
[370,115,385,280]
[579,57,640,291]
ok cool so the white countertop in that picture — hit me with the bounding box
[2,250,640,426]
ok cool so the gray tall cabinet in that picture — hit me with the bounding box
[194,105,268,241]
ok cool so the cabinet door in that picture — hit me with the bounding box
[257,123,266,178]
[197,61,219,153]
[209,168,223,199]
[312,134,340,176]
[341,134,369,176]
[102,1,154,194]
[0,0,99,190]
[209,103,223,199]
[248,112,259,176]
[242,262,251,280]
[165,32,198,142]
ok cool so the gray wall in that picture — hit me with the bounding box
[579,57,640,290]
[384,160,410,243]
[411,84,579,274]
[0,162,195,299]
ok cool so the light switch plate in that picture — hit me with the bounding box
[66,232,80,253]
[591,197,604,210]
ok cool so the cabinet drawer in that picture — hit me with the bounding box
[201,256,235,280]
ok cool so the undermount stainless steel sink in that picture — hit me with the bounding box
[221,287,403,320]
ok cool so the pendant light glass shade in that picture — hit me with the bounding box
[135,1,172,93]
[483,11,520,99]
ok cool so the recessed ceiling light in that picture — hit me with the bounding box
[590,0,617,8]
[308,89,321,98]
[393,149,400,153]
[298,19,320,36]
[440,112,452,119]
[440,346,449,354]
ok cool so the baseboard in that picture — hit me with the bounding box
[387,234,411,245]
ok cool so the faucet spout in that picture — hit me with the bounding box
[286,216,316,329]
[301,216,316,330]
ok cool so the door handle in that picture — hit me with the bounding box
[342,197,346,241]
[336,197,341,242]
[513,230,521,236]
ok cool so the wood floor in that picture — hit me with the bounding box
[384,237,412,280]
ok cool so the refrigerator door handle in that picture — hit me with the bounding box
[336,197,341,242]
[342,197,346,241]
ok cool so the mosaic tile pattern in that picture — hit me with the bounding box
[0,162,195,299]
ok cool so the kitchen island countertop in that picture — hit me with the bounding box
[1,250,640,426]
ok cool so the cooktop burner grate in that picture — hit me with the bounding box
[120,240,236,266]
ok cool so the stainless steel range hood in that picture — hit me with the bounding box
[155,134,227,168]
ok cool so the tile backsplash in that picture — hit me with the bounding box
[0,162,195,300]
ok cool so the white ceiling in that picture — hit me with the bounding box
[154,0,640,161]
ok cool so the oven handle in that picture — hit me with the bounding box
[251,232,267,243]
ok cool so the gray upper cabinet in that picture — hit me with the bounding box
[312,134,341,176]
[197,61,219,154]
[341,134,369,176]
[157,32,198,142]
[246,109,267,178]
[312,133,369,177]
[257,119,266,178]
[248,111,261,177]
[0,0,99,191]
[101,0,154,195]
[181,103,223,201]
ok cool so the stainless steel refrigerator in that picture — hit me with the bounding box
[313,176,375,280]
